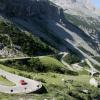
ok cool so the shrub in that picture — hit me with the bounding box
[28,58,46,72]
[64,53,80,64]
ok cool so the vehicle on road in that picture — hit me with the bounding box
[19,80,27,85]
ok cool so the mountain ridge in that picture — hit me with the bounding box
[50,0,100,17]
[0,0,100,57]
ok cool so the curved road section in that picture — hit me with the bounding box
[0,69,42,94]
[59,52,74,71]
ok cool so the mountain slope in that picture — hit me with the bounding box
[0,0,100,57]
[0,0,100,100]
[50,0,97,17]
[0,18,56,58]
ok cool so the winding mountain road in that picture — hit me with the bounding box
[59,52,74,71]
[0,56,44,62]
[0,51,99,94]
[59,52,100,76]
[0,68,42,94]
[85,59,99,76]
[66,40,100,67]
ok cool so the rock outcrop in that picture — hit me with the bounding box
[0,0,62,21]
[0,0,100,57]
[50,0,99,17]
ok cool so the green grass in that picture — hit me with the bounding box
[0,64,100,100]
[0,75,15,86]
[39,56,64,68]
[92,64,100,71]
[0,64,91,84]
[94,57,100,63]
[78,69,89,75]
[80,61,90,68]
[0,56,78,75]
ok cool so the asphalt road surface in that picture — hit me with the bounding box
[0,69,42,94]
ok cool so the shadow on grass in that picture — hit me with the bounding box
[33,85,47,94]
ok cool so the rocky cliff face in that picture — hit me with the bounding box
[50,0,94,10]
[50,0,98,17]
[0,0,62,21]
[0,0,100,57]
[50,0,100,55]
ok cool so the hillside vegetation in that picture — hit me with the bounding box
[0,56,78,75]
[0,64,100,100]
[0,0,100,100]
[63,53,80,64]
[0,21,56,57]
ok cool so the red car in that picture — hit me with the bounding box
[19,80,27,85]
